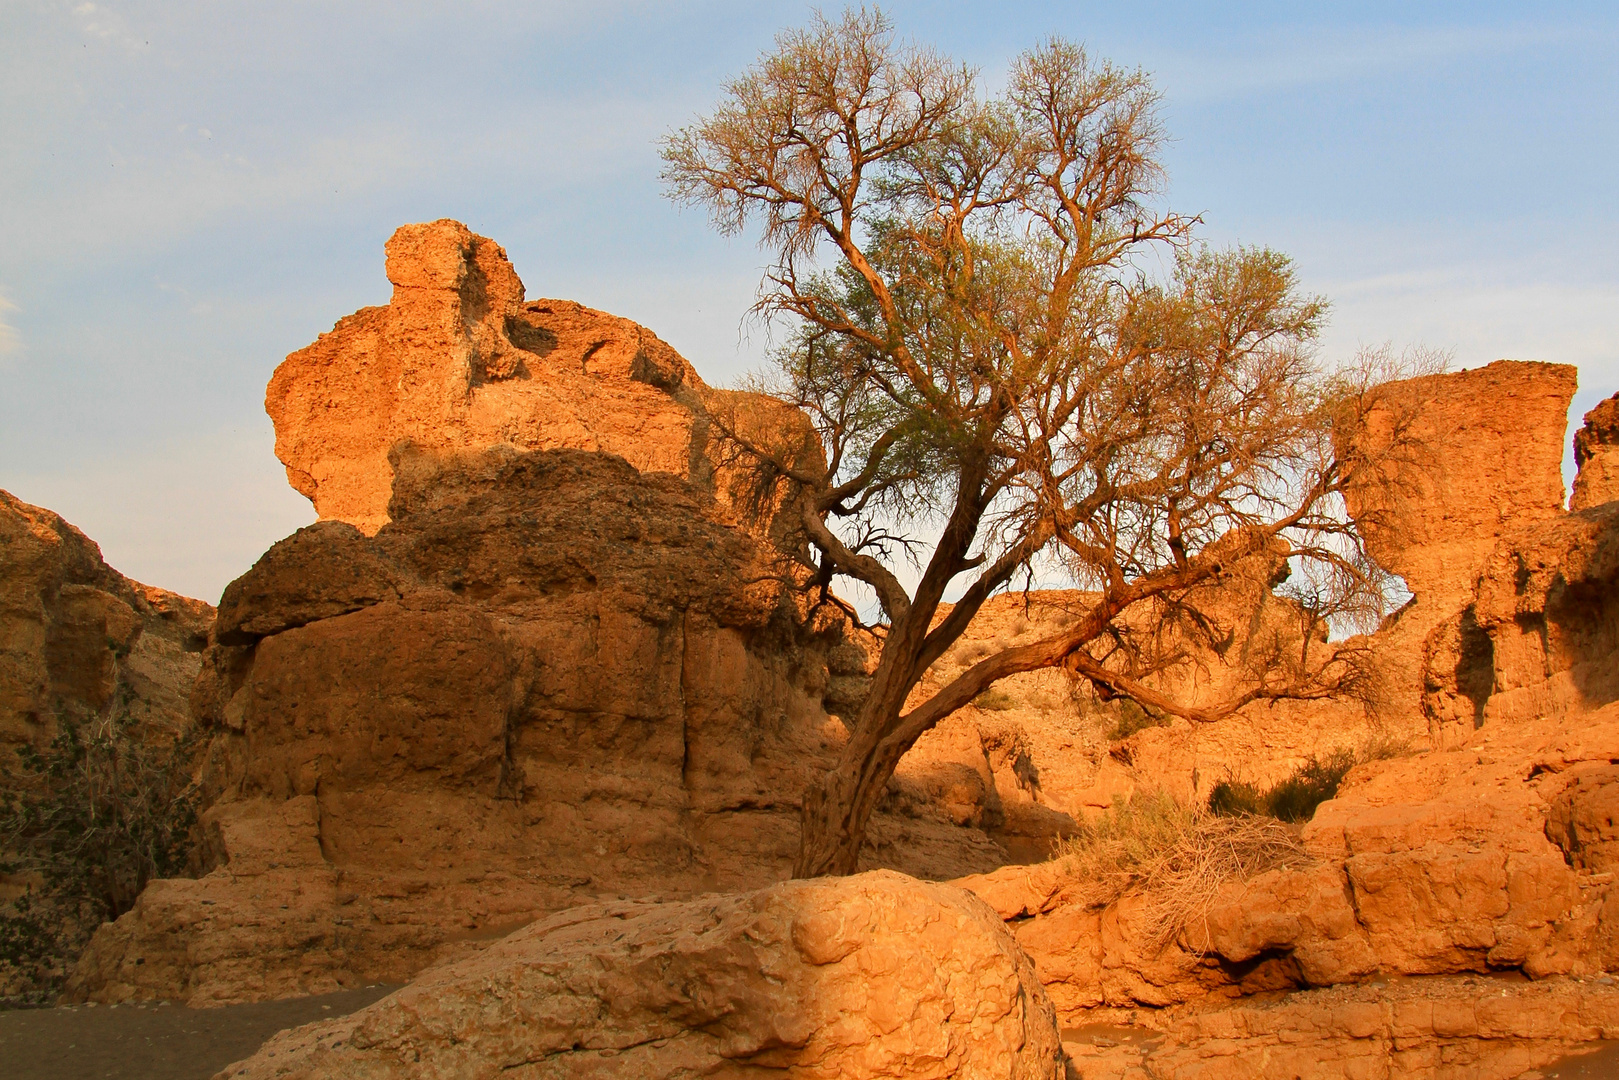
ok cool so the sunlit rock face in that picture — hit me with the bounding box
[1573,390,1619,511]
[215,870,1064,1080]
[65,228,1008,1007]
[266,218,819,539]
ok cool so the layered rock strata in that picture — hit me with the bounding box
[67,446,1006,1005]
[214,871,1063,1080]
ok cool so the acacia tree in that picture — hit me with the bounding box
[664,9,1392,877]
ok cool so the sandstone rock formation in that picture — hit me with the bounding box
[54,214,1614,1080]
[0,489,212,773]
[954,479,1619,1066]
[214,871,1063,1080]
[266,219,817,536]
[887,362,1588,853]
[1343,360,1576,615]
[67,445,1005,1006]
[1572,390,1619,511]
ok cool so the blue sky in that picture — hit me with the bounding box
[2,1,1615,602]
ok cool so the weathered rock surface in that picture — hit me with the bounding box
[1064,974,1619,1080]
[1572,390,1619,511]
[978,704,1618,1018]
[267,219,818,536]
[1345,361,1578,740]
[897,363,1585,857]
[67,445,1007,1006]
[0,489,212,771]
[1343,360,1576,613]
[213,871,1062,1080]
[958,492,1619,1034]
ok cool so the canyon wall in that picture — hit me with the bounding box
[0,490,212,777]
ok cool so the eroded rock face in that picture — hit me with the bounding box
[0,490,212,770]
[959,499,1619,1025]
[1343,360,1576,613]
[214,871,1063,1080]
[961,698,1619,1021]
[1573,391,1619,511]
[67,447,1007,1006]
[266,219,818,536]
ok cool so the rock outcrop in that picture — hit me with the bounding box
[1572,391,1619,511]
[1343,361,1576,615]
[266,219,817,537]
[957,482,1619,1055]
[69,372,1000,1003]
[51,212,1612,1080]
[0,489,212,772]
[213,871,1063,1080]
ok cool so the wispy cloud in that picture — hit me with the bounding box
[71,2,149,52]
[0,290,20,354]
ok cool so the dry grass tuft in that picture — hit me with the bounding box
[1051,790,1308,953]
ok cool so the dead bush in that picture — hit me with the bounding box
[1051,790,1307,951]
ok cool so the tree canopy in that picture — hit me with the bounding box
[663,8,1397,877]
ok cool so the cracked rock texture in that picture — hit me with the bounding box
[1063,974,1619,1080]
[212,871,1062,1080]
[1572,390,1619,512]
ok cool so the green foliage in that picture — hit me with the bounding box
[1105,699,1169,741]
[1208,737,1410,824]
[1205,779,1264,818]
[0,687,200,1005]
[1263,750,1357,822]
[972,687,1018,712]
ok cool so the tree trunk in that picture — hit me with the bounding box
[793,689,919,877]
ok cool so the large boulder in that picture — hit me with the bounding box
[214,871,1063,1080]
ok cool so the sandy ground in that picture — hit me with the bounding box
[0,986,397,1080]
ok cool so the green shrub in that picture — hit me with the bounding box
[1263,750,1357,822]
[1105,699,1169,741]
[1206,779,1264,818]
[972,687,1019,712]
[1208,742,1402,823]
[0,686,200,1005]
